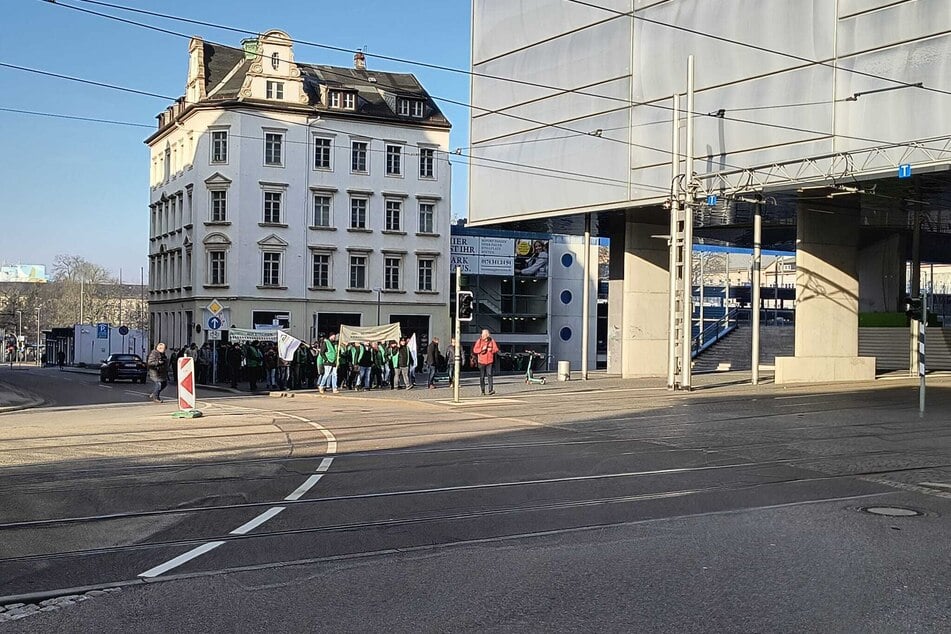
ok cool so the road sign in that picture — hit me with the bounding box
[898,164,912,178]
[207,329,222,341]
[208,316,223,330]
[206,299,224,316]
[177,357,196,411]
[118,325,129,336]
[706,195,718,206]
[96,323,109,339]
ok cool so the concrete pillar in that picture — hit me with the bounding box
[858,234,905,313]
[775,201,875,383]
[620,221,670,377]
[606,221,625,375]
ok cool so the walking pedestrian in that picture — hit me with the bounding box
[227,343,242,388]
[472,329,499,395]
[393,338,412,389]
[244,341,263,392]
[445,338,457,385]
[146,342,169,403]
[424,337,441,389]
[318,334,339,394]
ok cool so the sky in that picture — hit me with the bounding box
[0,0,472,278]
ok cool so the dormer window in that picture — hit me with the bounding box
[397,98,425,118]
[330,90,356,110]
[266,81,284,100]
[271,52,280,70]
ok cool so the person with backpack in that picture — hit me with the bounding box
[318,334,339,394]
[472,329,500,396]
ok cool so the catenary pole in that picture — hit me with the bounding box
[453,266,462,404]
[680,56,695,390]
[667,93,681,390]
[581,214,591,380]
[752,202,762,385]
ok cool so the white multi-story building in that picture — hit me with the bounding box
[146,30,452,348]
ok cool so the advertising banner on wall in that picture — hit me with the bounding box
[514,239,549,278]
[0,265,47,283]
[449,236,516,277]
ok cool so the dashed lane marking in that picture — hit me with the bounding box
[137,408,337,579]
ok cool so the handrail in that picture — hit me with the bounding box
[692,308,740,357]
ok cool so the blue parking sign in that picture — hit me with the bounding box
[96,323,109,339]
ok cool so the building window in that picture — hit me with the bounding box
[331,90,356,110]
[264,132,283,166]
[210,190,227,222]
[418,258,434,291]
[312,253,331,288]
[351,141,368,173]
[264,191,282,224]
[350,197,367,229]
[313,194,332,227]
[349,255,367,289]
[270,52,280,70]
[384,256,402,291]
[262,252,281,286]
[419,148,435,178]
[397,98,424,118]
[266,80,284,100]
[418,202,435,234]
[385,145,402,176]
[208,251,226,286]
[385,199,402,232]
[314,137,332,169]
[210,130,228,163]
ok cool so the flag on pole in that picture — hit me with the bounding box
[406,333,418,371]
[277,330,303,361]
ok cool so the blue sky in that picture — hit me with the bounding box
[0,0,472,277]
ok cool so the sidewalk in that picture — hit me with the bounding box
[0,381,43,413]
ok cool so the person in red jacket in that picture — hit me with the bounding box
[472,328,500,396]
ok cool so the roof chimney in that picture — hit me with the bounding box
[354,51,366,71]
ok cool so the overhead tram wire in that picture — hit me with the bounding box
[50,0,946,179]
[0,106,153,129]
[0,61,174,100]
[564,0,951,98]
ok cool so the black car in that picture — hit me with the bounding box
[100,354,147,383]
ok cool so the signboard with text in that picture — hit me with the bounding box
[449,236,515,277]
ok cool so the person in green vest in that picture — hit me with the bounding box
[317,334,339,394]
[243,341,263,392]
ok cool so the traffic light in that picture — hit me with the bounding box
[906,296,923,322]
[457,291,474,322]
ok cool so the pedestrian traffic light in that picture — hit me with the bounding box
[906,296,923,322]
[457,291,474,322]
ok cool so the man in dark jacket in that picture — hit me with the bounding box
[424,337,441,389]
[147,342,169,403]
[227,343,243,388]
[393,338,412,389]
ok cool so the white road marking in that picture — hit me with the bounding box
[230,507,285,535]
[138,541,225,578]
[137,407,338,578]
[284,475,324,501]
[97,385,113,389]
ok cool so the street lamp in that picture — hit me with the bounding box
[35,308,41,366]
[16,310,21,363]
[373,288,382,326]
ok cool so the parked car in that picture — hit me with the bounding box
[100,354,147,383]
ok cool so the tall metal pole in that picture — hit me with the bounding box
[16,310,22,363]
[79,277,85,326]
[35,308,40,366]
[725,251,730,326]
[699,254,705,347]
[920,282,927,416]
[752,204,762,385]
[667,93,681,390]
[453,266,462,404]
[680,56,695,390]
[581,214,591,380]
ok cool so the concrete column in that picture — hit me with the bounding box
[858,234,905,313]
[606,220,625,375]
[620,221,670,377]
[775,201,875,383]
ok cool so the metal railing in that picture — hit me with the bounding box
[692,308,740,358]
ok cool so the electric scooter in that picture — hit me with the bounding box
[523,350,547,385]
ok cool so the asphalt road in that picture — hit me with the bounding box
[1,369,950,632]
